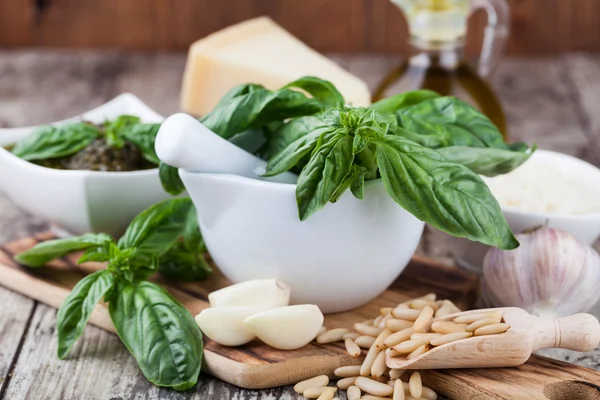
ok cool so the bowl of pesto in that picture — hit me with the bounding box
[0,93,172,237]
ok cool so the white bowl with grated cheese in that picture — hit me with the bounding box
[482,149,600,245]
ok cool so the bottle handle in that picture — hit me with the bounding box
[470,0,510,78]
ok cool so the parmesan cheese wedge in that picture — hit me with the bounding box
[180,16,371,116]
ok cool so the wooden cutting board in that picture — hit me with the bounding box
[1,232,599,399]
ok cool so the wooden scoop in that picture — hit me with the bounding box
[387,307,600,370]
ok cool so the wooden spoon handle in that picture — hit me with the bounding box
[534,313,600,352]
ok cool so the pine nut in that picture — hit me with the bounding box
[454,311,502,324]
[395,303,410,310]
[316,387,337,400]
[377,313,393,328]
[387,379,396,386]
[355,377,394,397]
[345,338,362,357]
[344,332,361,340]
[355,335,376,348]
[413,306,434,332]
[393,338,430,354]
[465,317,502,332]
[410,333,443,341]
[347,385,361,400]
[360,396,390,400]
[317,328,349,344]
[391,308,421,321]
[384,327,415,347]
[422,386,439,400]
[386,319,414,332]
[431,321,467,334]
[374,329,393,350]
[337,376,358,389]
[474,323,510,336]
[393,378,405,400]
[409,298,438,310]
[430,331,473,346]
[360,345,381,376]
[303,386,332,398]
[373,316,383,326]
[294,375,329,393]
[407,344,428,359]
[355,323,384,337]
[386,348,402,357]
[362,319,375,326]
[389,368,406,380]
[380,307,393,316]
[334,365,362,377]
[423,293,437,301]
[409,372,422,398]
[371,350,387,378]
[313,326,327,341]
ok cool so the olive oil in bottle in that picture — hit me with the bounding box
[377,0,510,137]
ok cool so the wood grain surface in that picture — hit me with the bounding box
[0,51,599,399]
[1,0,600,54]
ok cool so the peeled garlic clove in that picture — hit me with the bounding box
[195,306,260,346]
[244,305,324,350]
[482,227,600,318]
[208,279,290,310]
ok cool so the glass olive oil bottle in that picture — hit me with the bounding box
[374,0,510,137]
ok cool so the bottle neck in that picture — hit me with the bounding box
[407,37,465,70]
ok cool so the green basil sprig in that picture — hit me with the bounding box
[11,116,162,168]
[159,78,334,195]
[14,198,207,391]
[11,123,100,161]
[264,105,520,249]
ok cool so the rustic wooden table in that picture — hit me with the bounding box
[0,51,599,400]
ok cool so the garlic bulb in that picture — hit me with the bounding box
[482,227,600,318]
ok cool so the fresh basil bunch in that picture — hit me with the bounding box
[11,115,161,167]
[14,198,208,391]
[160,77,534,250]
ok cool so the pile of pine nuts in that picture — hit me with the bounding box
[293,293,510,400]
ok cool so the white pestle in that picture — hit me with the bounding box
[155,113,297,184]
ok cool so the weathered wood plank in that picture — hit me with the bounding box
[0,288,35,396]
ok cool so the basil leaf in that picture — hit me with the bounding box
[371,90,440,114]
[283,76,345,108]
[104,115,141,148]
[350,165,365,199]
[201,87,321,140]
[56,270,115,358]
[11,123,100,161]
[77,245,111,264]
[182,205,202,251]
[121,123,161,164]
[159,162,186,196]
[373,135,518,250]
[118,198,193,257]
[264,116,331,177]
[215,83,265,109]
[437,145,536,177]
[159,241,212,282]
[108,280,203,391]
[396,97,507,149]
[14,233,113,267]
[296,132,354,220]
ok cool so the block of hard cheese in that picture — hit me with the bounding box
[180,16,371,116]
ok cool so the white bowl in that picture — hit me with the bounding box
[180,171,425,313]
[446,149,600,272]
[0,93,172,237]
[485,149,600,245]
